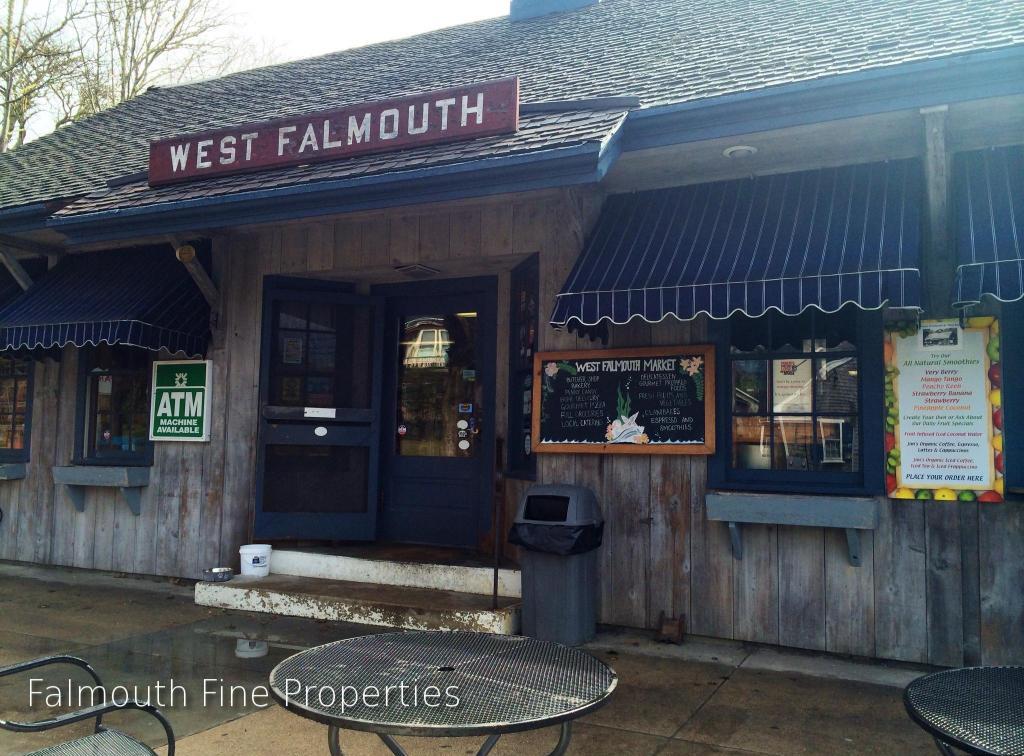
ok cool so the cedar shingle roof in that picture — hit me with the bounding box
[1,0,1022,214]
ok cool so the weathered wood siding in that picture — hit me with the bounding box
[0,186,1021,666]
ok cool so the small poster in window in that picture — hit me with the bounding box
[282,336,304,365]
[772,358,812,413]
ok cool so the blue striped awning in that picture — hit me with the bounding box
[952,144,1024,308]
[551,159,923,330]
[0,246,209,357]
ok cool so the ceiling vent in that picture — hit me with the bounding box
[393,263,440,279]
[510,0,600,22]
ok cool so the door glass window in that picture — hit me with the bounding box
[396,311,481,457]
[269,299,372,408]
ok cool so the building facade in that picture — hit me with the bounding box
[0,0,1022,666]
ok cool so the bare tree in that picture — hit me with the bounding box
[72,0,228,117]
[0,0,80,151]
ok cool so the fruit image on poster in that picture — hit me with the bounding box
[884,317,1003,503]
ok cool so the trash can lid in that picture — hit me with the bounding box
[515,484,602,526]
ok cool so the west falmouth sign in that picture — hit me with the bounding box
[148,78,519,186]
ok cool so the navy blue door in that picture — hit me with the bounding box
[254,280,383,541]
[379,279,496,549]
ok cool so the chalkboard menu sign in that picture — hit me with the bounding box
[532,346,715,455]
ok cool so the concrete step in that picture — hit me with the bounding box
[270,548,521,598]
[195,574,520,634]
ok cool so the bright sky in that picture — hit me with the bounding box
[225,0,511,64]
[23,0,510,141]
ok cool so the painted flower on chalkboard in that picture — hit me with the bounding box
[679,356,705,401]
[541,360,579,425]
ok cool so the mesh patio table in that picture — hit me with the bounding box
[904,666,1024,756]
[268,630,617,755]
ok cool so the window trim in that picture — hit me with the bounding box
[0,356,33,464]
[74,347,154,467]
[709,308,885,496]
[505,253,539,480]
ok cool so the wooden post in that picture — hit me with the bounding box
[920,105,953,318]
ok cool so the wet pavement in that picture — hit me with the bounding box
[0,563,938,755]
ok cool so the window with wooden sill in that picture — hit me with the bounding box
[709,305,884,496]
[0,356,32,464]
[75,345,153,466]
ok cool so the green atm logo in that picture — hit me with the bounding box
[149,361,212,442]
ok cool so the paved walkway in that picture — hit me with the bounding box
[0,564,937,755]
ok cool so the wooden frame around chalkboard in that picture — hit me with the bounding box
[531,345,716,455]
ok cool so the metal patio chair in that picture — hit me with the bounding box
[0,655,175,755]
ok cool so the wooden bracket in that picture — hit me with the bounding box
[0,249,35,291]
[845,528,862,567]
[727,522,743,560]
[174,243,221,330]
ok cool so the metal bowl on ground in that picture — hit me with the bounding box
[202,567,234,582]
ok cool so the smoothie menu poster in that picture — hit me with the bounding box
[885,317,1004,503]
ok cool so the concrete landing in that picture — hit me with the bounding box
[195,574,520,634]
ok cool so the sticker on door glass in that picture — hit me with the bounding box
[458,403,473,414]
[456,419,469,430]
[458,440,471,450]
[397,424,408,436]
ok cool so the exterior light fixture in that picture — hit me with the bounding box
[723,145,758,158]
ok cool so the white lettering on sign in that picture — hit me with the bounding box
[299,123,319,153]
[149,79,519,186]
[219,135,236,165]
[435,98,456,130]
[408,103,429,135]
[379,108,400,140]
[462,93,484,126]
[240,132,258,160]
[278,125,296,156]
[170,143,189,171]
[348,113,371,145]
[196,139,213,169]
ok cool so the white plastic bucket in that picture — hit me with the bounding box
[239,544,272,577]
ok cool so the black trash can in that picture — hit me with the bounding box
[508,484,603,645]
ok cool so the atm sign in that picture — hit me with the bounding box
[150,360,212,442]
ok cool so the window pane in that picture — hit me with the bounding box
[308,302,335,332]
[12,415,24,449]
[732,360,767,414]
[773,416,813,471]
[274,376,304,405]
[817,306,858,351]
[772,358,813,413]
[308,333,336,371]
[278,331,305,367]
[397,312,481,457]
[15,379,27,412]
[730,313,771,354]
[90,369,149,457]
[815,357,859,414]
[816,416,859,471]
[278,301,306,329]
[732,416,770,469]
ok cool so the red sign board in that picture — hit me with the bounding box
[148,78,519,187]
